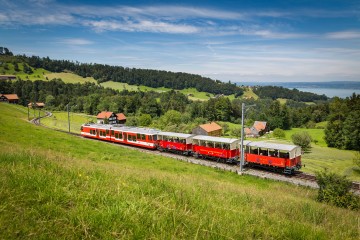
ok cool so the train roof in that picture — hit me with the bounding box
[83,124,160,135]
[82,124,112,130]
[112,126,160,135]
[192,135,239,144]
[158,131,194,139]
[247,141,300,152]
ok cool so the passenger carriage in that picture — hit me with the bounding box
[157,132,194,155]
[192,135,240,163]
[81,124,112,141]
[81,124,160,149]
[112,126,160,149]
[245,141,302,174]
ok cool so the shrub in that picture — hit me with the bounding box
[273,128,285,139]
[316,170,359,210]
[354,152,360,168]
[291,131,312,151]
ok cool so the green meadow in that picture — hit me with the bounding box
[0,103,359,239]
[41,111,96,133]
[44,72,97,84]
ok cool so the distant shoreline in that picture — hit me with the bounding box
[237,81,360,90]
[237,81,360,98]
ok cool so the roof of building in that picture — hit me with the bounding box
[253,121,267,132]
[193,135,239,144]
[199,122,222,132]
[1,94,19,100]
[97,111,115,119]
[28,102,45,107]
[116,113,126,120]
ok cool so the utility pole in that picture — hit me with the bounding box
[240,103,245,173]
[67,103,70,133]
[27,103,30,121]
[240,103,256,173]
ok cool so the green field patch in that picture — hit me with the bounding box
[45,72,97,84]
[41,111,96,133]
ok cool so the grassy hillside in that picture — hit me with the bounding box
[0,103,359,239]
[45,72,97,84]
[0,61,49,80]
[41,111,96,133]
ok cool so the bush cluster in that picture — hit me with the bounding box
[316,171,359,210]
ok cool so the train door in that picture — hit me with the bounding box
[123,132,127,142]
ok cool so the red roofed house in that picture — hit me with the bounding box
[116,113,127,124]
[0,94,19,104]
[97,111,127,124]
[192,122,222,137]
[245,121,268,138]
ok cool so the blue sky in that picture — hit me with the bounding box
[1,0,360,82]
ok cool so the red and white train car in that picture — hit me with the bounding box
[157,132,194,155]
[192,135,240,163]
[81,124,160,149]
[244,141,302,174]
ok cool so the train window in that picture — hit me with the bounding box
[137,134,141,139]
[119,133,123,139]
[224,144,230,150]
[106,130,109,135]
[206,142,213,148]
[115,133,118,139]
[111,130,114,135]
[215,142,222,149]
[141,134,146,140]
[128,135,131,141]
[153,135,157,141]
[149,135,152,141]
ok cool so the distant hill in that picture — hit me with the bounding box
[2,52,244,96]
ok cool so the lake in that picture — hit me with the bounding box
[295,88,360,98]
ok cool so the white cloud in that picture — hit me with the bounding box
[326,31,360,39]
[60,38,94,45]
[85,20,199,34]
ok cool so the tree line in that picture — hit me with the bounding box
[253,86,328,102]
[13,54,243,96]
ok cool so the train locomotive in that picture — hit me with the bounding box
[81,124,302,174]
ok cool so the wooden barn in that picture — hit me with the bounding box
[28,102,45,109]
[192,122,222,137]
[0,94,19,104]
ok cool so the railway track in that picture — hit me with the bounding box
[30,113,360,194]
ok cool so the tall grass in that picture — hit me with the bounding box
[0,103,359,239]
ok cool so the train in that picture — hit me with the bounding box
[80,123,302,174]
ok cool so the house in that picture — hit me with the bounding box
[245,121,268,138]
[0,75,16,80]
[97,111,127,124]
[0,94,19,104]
[28,102,45,108]
[116,113,127,124]
[192,122,222,137]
